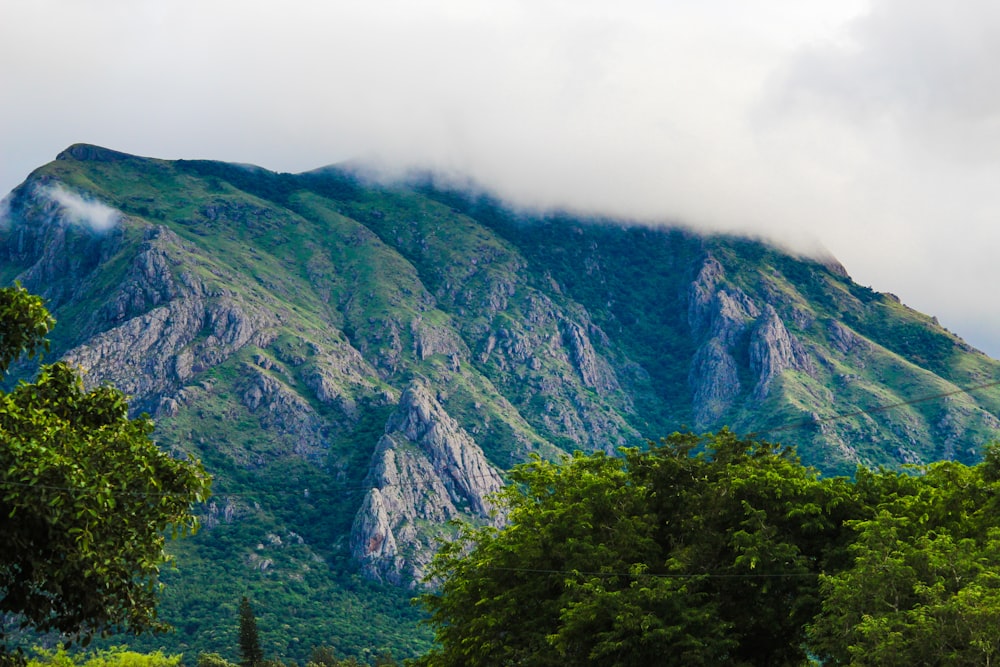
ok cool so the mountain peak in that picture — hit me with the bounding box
[55,143,140,163]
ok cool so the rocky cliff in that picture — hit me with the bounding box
[351,380,503,584]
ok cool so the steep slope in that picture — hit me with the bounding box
[2,144,999,659]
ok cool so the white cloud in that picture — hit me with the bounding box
[758,0,1000,355]
[40,184,121,233]
[0,194,10,230]
[3,1,1000,355]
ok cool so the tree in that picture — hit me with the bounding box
[26,646,182,667]
[238,597,263,667]
[198,654,238,667]
[416,424,1000,666]
[417,430,857,667]
[808,459,1000,665]
[0,285,211,655]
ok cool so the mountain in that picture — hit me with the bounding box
[3,143,999,660]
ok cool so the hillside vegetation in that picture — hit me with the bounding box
[2,144,998,660]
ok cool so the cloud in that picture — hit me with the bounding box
[3,1,1000,354]
[40,184,121,233]
[756,0,1000,355]
[0,1,861,237]
[770,1,1000,164]
[0,193,10,229]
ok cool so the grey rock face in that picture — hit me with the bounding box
[690,339,742,426]
[471,288,636,451]
[64,295,278,415]
[749,304,813,398]
[688,254,815,422]
[688,255,725,336]
[303,344,393,418]
[561,319,621,396]
[351,380,504,584]
[410,315,469,361]
[385,381,505,514]
[4,190,122,309]
[827,320,870,355]
[237,365,331,464]
[351,489,403,578]
[688,278,760,426]
[96,226,185,327]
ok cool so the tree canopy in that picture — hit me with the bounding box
[418,430,1000,666]
[0,285,211,654]
[809,458,1000,665]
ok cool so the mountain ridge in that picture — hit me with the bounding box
[2,143,999,660]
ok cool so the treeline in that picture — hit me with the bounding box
[417,429,1000,666]
[22,646,400,667]
[19,428,1000,666]
[22,598,402,667]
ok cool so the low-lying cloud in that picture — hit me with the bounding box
[756,0,1000,356]
[0,194,10,229]
[40,184,121,233]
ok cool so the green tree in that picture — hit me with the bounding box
[418,430,856,667]
[305,647,358,667]
[197,654,238,667]
[27,646,181,667]
[0,285,211,655]
[808,459,1000,665]
[238,597,263,667]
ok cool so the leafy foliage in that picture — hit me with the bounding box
[117,505,431,663]
[419,433,1000,667]
[197,654,237,667]
[306,645,400,667]
[26,647,180,667]
[809,459,1000,665]
[418,431,855,666]
[0,287,211,652]
[0,285,53,374]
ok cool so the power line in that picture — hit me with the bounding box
[479,565,820,580]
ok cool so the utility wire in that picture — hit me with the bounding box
[479,565,821,580]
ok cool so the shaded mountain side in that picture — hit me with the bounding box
[2,143,999,660]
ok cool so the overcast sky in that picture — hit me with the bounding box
[3,0,1000,357]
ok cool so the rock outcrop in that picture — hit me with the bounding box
[688,265,761,426]
[351,380,504,584]
[64,295,278,415]
[561,319,620,396]
[749,304,814,398]
[827,320,870,355]
[95,226,187,327]
[238,365,331,464]
[3,184,122,309]
[688,255,816,422]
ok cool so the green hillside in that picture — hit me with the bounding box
[2,144,999,661]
